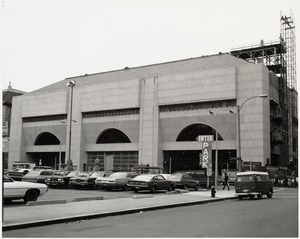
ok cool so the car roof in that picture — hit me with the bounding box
[236,171,269,176]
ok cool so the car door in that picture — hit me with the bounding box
[155,175,166,189]
[4,176,25,198]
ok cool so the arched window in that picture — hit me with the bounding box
[96,128,131,144]
[35,132,60,145]
[176,124,223,141]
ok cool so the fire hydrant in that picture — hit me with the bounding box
[211,186,216,197]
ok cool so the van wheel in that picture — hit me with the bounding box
[257,192,263,199]
[267,191,273,198]
[238,196,243,200]
[250,195,255,199]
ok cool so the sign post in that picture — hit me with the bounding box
[196,135,213,189]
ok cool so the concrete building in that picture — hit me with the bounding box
[9,53,272,174]
[2,83,26,169]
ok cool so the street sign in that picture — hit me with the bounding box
[202,141,212,176]
[196,135,214,142]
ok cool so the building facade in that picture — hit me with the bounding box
[9,53,273,174]
[2,83,26,169]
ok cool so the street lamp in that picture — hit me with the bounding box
[237,94,268,171]
[58,120,66,170]
[209,108,234,189]
[66,80,76,168]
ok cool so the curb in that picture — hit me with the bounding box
[26,200,67,206]
[2,196,237,231]
[72,196,104,202]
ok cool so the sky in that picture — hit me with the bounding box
[1,0,300,92]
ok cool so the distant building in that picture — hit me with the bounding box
[9,53,281,174]
[2,83,26,169]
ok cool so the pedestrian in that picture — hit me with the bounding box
[222,172,230,190]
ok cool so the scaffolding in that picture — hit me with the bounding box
[230,11,298,171]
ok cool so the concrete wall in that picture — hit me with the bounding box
[8,58,271,170]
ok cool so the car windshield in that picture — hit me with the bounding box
[66,171,79,177]
[40,171,54,176]
[109,173,127,178]
[53,171,65,176]
[134,175,155,181]
[3,174,14,182]
[26,171,41,176]
[168,174,183,181]
[237,175,254,182]
[89,172,105,177]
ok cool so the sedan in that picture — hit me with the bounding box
[22,170,55,183]
[95,172,138,191]
[69,171,112,189]
[168,173,200,190]
[45,171,80,188]
[127,174,175,193]
[3,174,48,203]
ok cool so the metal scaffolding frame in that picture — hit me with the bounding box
[230,11,298,170]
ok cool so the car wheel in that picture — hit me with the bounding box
[107,188,112,191]
[92,184,97,190]
[122,185,129,191]
[134,189,139,193]
[194,185,200,191]
[183,184,188,190]
[150,186,157,193]
[24,189,39,203]
[167,185,174,191]
[257,192,263,199]
[250,195,255,199]
[238,196,243,200]
[267,190,273,198]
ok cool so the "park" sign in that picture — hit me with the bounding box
[197,135,213,176]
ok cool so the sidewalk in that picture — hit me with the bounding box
[2,188,236,231]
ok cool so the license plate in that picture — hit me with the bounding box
[135,187,139,189]
[242,189,249,192]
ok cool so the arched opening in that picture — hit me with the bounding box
[34,132,60,145]
[96,128,131,144]
[176,123,223,141]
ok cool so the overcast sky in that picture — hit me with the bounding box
[1,0,300,92]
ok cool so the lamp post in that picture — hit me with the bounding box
[209,108,234,189]
[58,120,66,170]
[237,94,268,171]
[66,80,76,167]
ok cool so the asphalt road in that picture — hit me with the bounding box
[3,187,298,237]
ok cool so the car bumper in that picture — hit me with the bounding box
[45,181,66,186]
[235,192,259,196]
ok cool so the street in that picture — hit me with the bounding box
[3,187,298,237]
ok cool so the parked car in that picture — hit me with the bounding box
[168,173,200,191]
[22,170,55,183]
[45,171,81,188]
[127,174,175,193]
[69,171,112,189]
[176,170,214,188]
[9,168,30,181]
[44,171,69,188]
[69,172,90,188]
[3,174,48,203]
[95,172,138,191]
[235,171,273,200]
